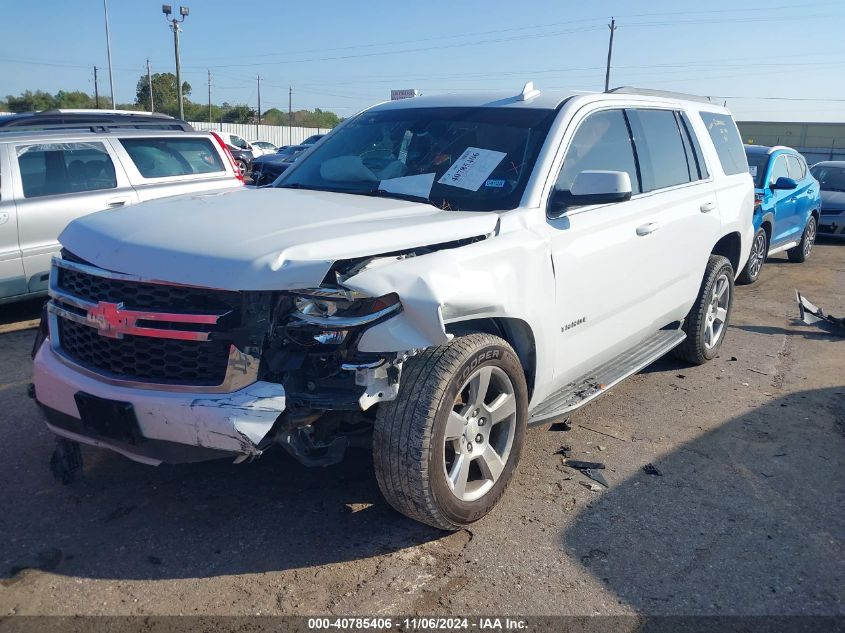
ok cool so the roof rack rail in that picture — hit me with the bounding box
[38,108,175,118]
[0,120,193,134]
[608,86,713,104]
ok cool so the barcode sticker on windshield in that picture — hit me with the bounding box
[438,147,507,191]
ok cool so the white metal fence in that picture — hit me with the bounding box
[189,121,331,147]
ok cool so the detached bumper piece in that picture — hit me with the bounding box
[796,290,845,336]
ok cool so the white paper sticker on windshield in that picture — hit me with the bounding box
[749,166,758,177]
[379,172,435,199]
[438,147,507,191]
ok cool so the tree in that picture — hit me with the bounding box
[221,104,255,124]
[135,72,191,116]
[262,107,286,126]
[54,90,95,109]
[5,90,57,112]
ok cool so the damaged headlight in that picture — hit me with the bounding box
[291,288,401,329]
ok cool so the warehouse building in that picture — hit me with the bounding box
[737,121,845,164]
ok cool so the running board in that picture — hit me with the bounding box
[528,327,686,425]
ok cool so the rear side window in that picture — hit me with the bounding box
[556,109,641,194]
[786,155,806,180]
[628,109,691,191]
[16,142,117,198]
[699,112,747,176]
[120,137,224,178]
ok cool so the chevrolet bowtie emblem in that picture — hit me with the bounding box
[86,301,130,338]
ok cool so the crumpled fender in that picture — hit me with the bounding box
[342,229,556,380]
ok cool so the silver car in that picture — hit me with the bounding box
[0,128,243,303]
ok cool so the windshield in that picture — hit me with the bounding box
[276,106,557,211]
[745,152,769,188]
[810,165,845,192]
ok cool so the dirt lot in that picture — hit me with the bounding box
[0,243,842,618]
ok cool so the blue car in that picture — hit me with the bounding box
[740,145,821,283]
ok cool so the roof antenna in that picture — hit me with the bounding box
[519,81,541,101]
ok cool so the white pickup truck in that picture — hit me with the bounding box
[32,85,753,529]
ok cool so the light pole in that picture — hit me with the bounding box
[162,4,189,120]
[103,0,116,108]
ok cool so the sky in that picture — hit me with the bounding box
[1,0,844,122]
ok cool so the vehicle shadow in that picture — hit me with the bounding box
[561,386,845,614]
[0,297,44,327]
[0,433,443,582]
[733,323,844,341]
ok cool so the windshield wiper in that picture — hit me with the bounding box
[365,188,442,209]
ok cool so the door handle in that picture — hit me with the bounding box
[636,222,660,236]
[106,198,128,207]
[700,201,716,213]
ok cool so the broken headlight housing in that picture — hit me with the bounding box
[290,288,401,329]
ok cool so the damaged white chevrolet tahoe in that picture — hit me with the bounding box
[32,85,754,529]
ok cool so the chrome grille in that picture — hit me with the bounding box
[47,256,252,390]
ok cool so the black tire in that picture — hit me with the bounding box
[787,216,817,263]
[737,228,767,285]
[373,333,528,530]
[673,255,734,365]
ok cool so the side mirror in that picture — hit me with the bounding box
[771,176,798,191]
[548,170,633,217]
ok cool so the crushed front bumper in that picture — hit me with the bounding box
[33,341,286,465]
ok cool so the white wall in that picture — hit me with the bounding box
[189,121,331,147]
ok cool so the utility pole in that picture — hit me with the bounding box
[103,0,116,108]
[288,86,292,145]
[256,75,261,138]
[146,59,155,113]
[207,69,212,123]
[604,17,616,93]
[162,5,190,120]
[93,66,100,109]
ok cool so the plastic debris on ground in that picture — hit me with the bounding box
[796,289,845,336]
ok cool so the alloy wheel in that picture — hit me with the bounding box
[443,366,517,502]
[704,273,730,350]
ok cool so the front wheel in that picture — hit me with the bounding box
[674,254,734,365]
[737,228,767,285]
[787,216,816,263]
[373,333,528,530]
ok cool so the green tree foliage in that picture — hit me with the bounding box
[3,82,341,129]
[5,90,58,112]
[221,105,255,124]
[134,72,191,116]
[54,90,95,109]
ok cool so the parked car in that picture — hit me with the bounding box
[33,85,753,529]
[0,109,192,132]
[300,133,325,146]
[209,131,258,172]
[0,128,243,304]
[809,161,845,237]
[249,140,277,157]
[739,145,821,283]
[249,144,307,186]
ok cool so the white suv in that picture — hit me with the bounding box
[32,85,753,529]
[0,129,243,303]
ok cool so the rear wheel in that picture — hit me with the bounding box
[787,216,816,263]
[373,334,528,530]
[737,228,767,285]
[236,159,248,176]
[674,255,734,365]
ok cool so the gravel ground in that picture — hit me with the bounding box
[0,242,842,618]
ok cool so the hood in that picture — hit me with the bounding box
[821,189,845,210]
[59,188,499,291]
